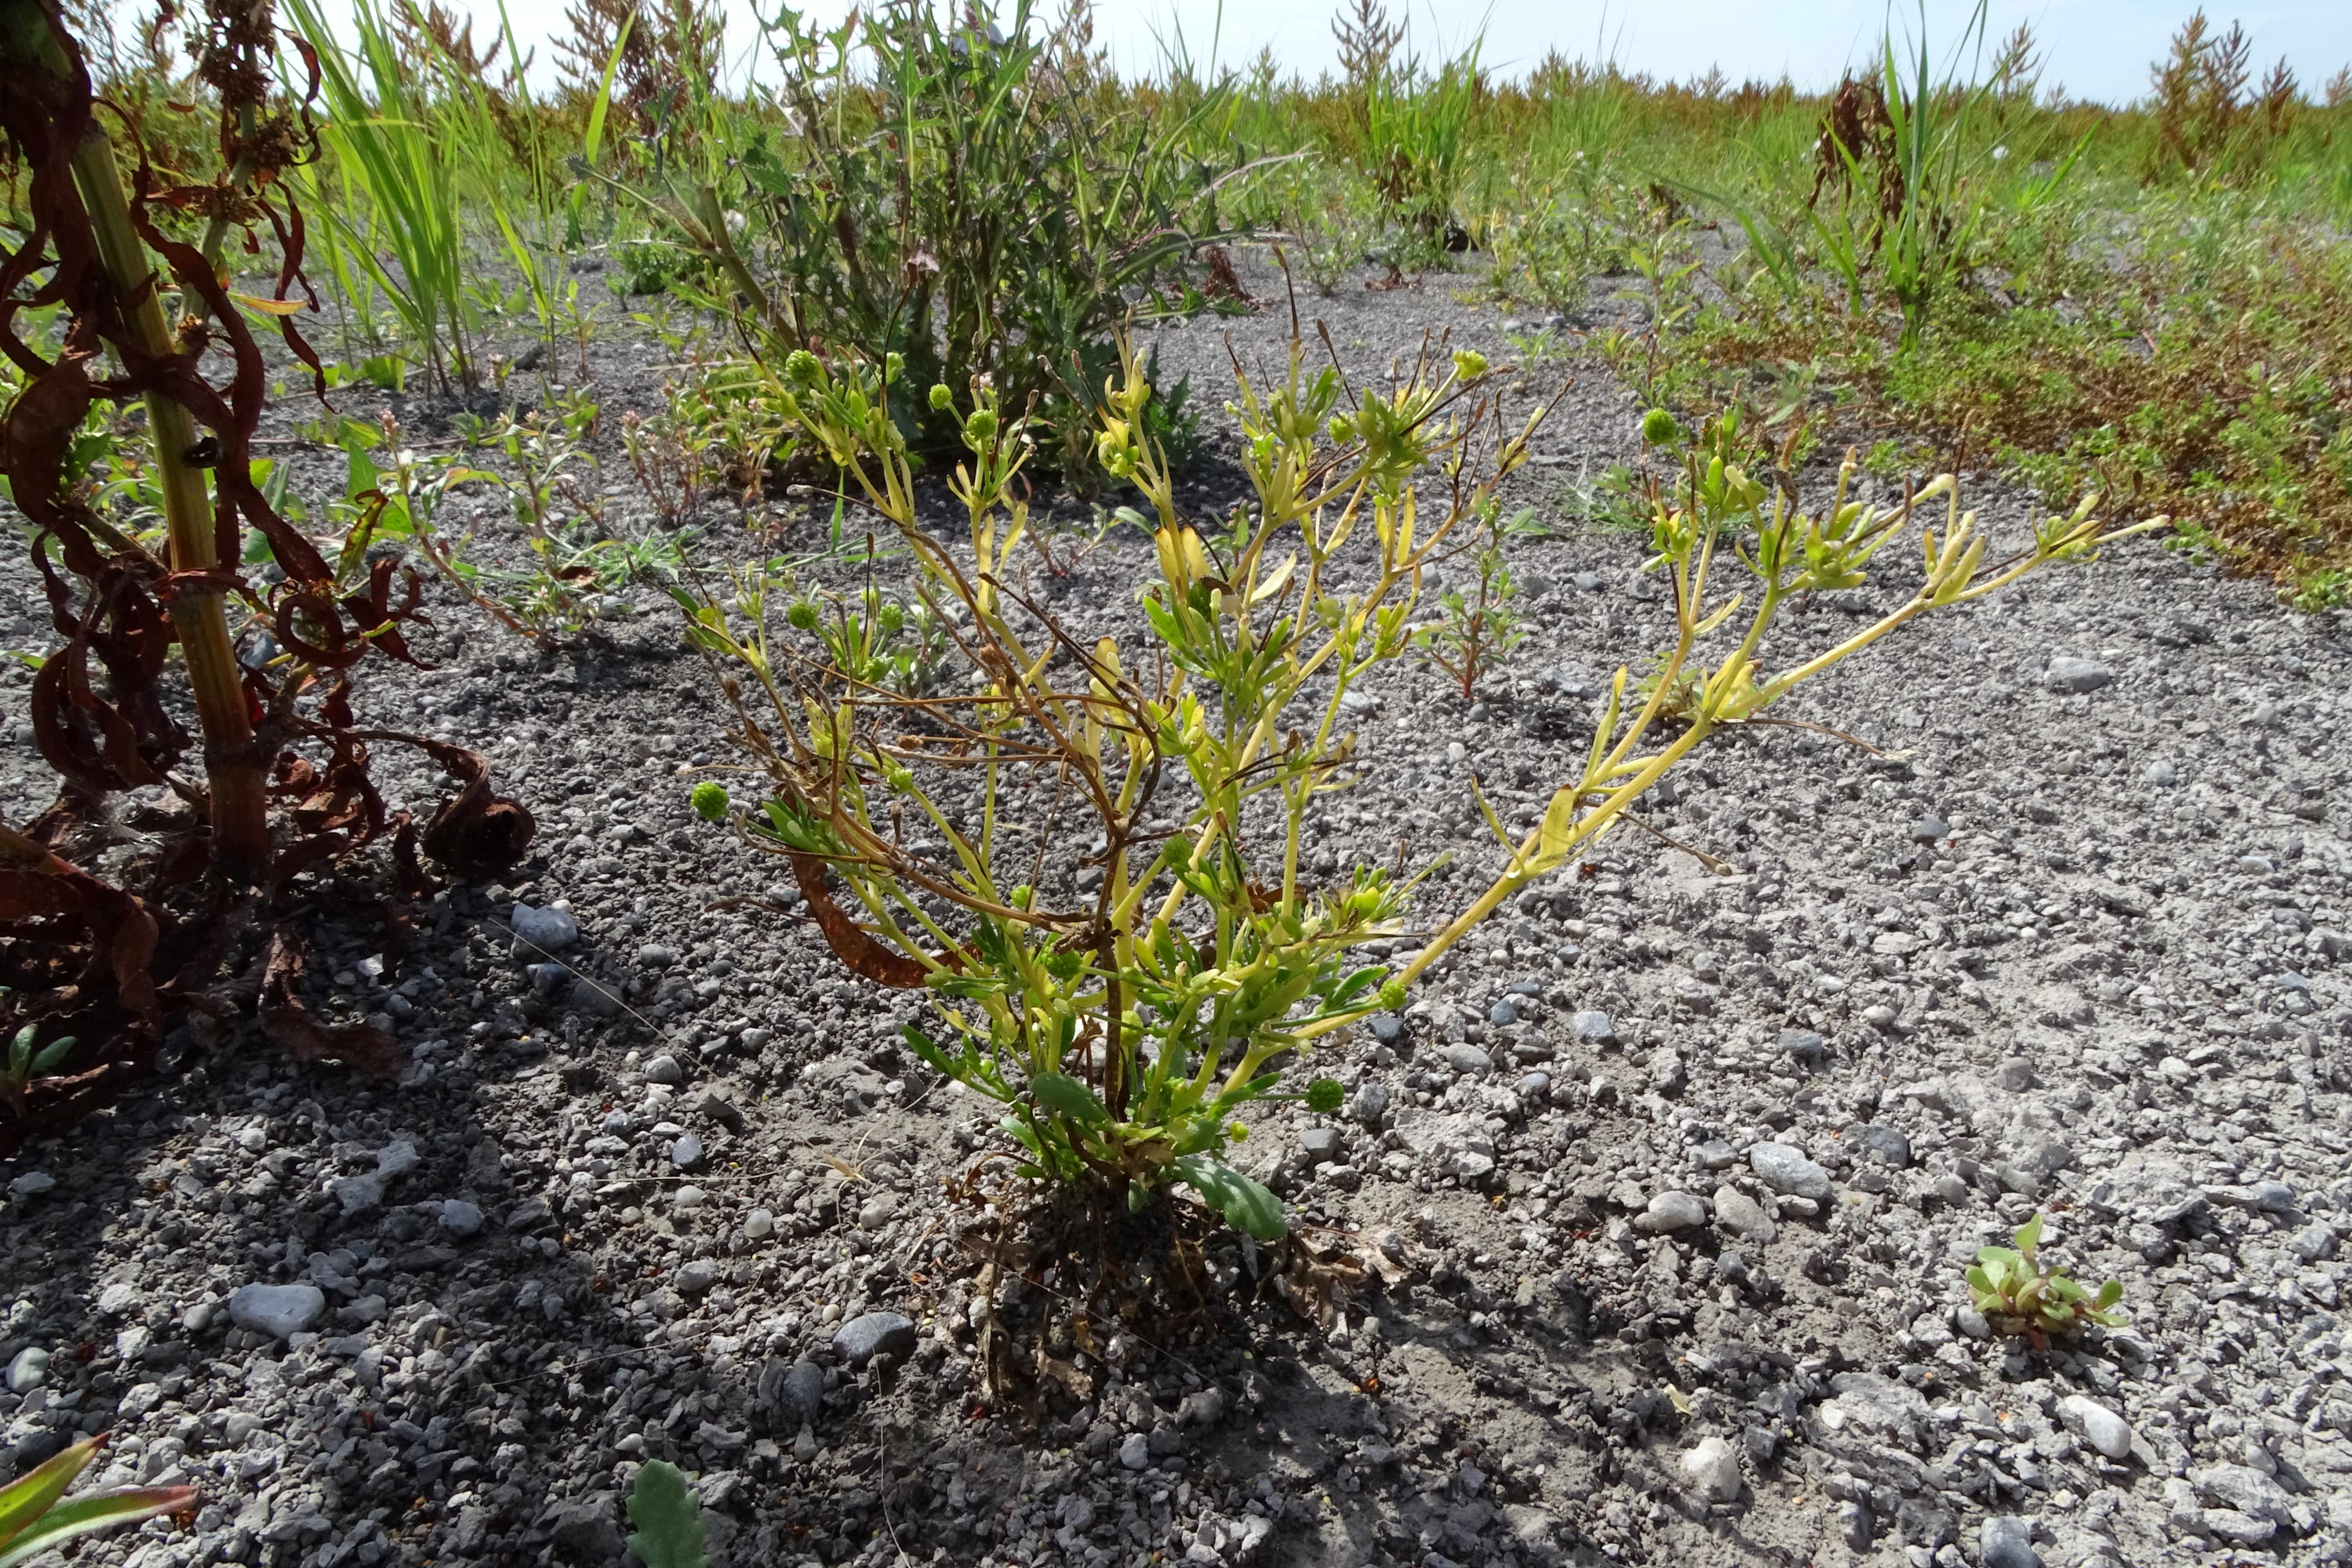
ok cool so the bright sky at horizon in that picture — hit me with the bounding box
[111,0,2352,108]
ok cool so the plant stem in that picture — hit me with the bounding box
[32,19,270,873]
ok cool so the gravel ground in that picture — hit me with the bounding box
[4,243,2352,1568]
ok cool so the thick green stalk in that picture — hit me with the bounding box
[15,8,270,873]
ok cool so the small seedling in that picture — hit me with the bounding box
[1,1017,76,1116]
[624,1460,707,1568]
[1967,1212,2126,1338]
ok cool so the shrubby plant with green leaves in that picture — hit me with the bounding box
[1967,1212,2128,1338]
[677,331,2157,1241]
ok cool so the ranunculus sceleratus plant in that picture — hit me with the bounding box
[677,340,2159,1240]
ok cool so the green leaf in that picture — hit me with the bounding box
[1029,1073,1112,1127]
[624,1460,707,1568]
[0,1436,101,1548]
[28,1037,74,1077]
[901,1024,959,1080]
[0,1487,196,1568]
[2094,1279,2124,1310]
[2013,1212,2043,1254]
[1169,1154,1285,1240]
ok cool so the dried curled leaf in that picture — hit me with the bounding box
[256,926,407,1077]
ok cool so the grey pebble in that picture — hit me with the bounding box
[228,1283,326,1340]
[1980,1515,2042,1568]
[510,902,578,951]
[833,1311,917,1367]
[1748,1142,1832,1201]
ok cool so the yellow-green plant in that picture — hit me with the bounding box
[0,1435,192,1568]
[1968,1212,2128,1336]
[677,332,2157,1241]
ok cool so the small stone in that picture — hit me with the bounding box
[2056,1396,2132,1460]
[1909,814,1948,844]
[510,903,579,952]
[568,978,623,1019]
[544,1495,624,1562]
[671,1134,705,1170]
[1680,1436,1741,1503]
[2044,657,2113,694]
[1118,1432,1151,1471]
[1300,1127,1344,1163]
[833,1311,916,1367]
[6,1347,49,1392]
[2193,1465,2293,1525]
[857,1194,899,1230]
[1849,1124,1913,1167]
[1980,1515,2042,1568]
[675,1260,719,1295]
[1633,1191,1708,1234]
[439,1200,485,1236]
[643,1053,684,1086]
[672,1186,708,1212]
[1176,1387,1227,1426]
[744,1209,776,1240]
[2289,1222,2336,1262]
[767,1358,824,1427]
[1839,1500,1872,1550]
[637,944,676,968]
[1712,1186,1776,1243]
[8,1171,56,1200]
[2247,1180,2295,1213]
[1352,1083,1390,1128]
[1443,1043,1493,1076]
[228,1283,326,1340]
[1780,1030,1828,1068]
[1693,1139,1738,1171]
[1368,1014,1404,1045]
[1995,1056,2036,1090]
[1748,1142,1831,1201]
[1955,1306,1991,1339]
[1570,1010,1617,1045]
[95,1282,139,1316]
[2144,758,2178,787]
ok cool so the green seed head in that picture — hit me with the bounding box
[1304,1078,1344,1114]
[1641,407,1682,446]
[929,383,955,412]
[1377,976,1407,1013]
[689,781,730,822]
[785,601,819,631]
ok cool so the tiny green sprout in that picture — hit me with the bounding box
[689,782,730,822]
[1377,977,1408,1013]
[1303,1079,1344,1114]
[1965,1212,2127,1338]
[624,1459,707,1568]
[1641,407,1682,446]
[784,601,819,631]
[928,383,955,412]
[1009,884,1034,909]
[883,763,915,794]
